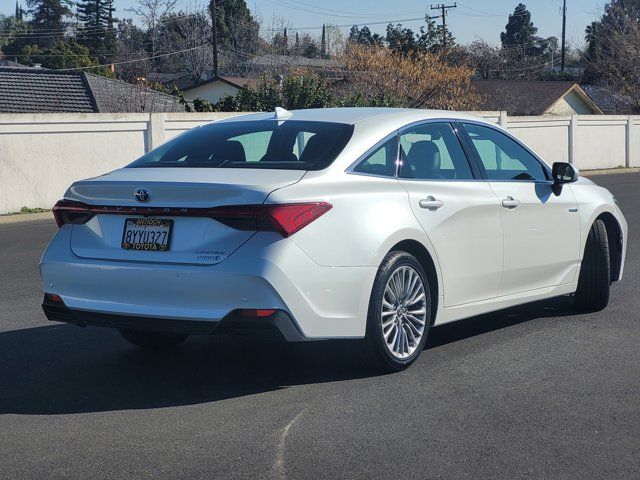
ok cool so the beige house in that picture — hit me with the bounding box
[181,76,259,105]
[472,80,604,116]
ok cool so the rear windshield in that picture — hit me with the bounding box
[128,120,354,170]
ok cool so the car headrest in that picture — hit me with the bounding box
[213,140,246,163]
[299,135,326,163]
[404,140,441,178]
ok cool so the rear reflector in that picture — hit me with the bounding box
[45,293,63,303]
[240,309,277,318]
[52,200,332,237]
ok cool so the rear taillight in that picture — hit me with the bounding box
[52,200,94,227]
[179,202,332,237]
[51,199,331,236]
[261,203,332,237]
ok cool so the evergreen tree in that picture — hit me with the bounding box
[300,34,319,58]
[320,24,326,56]
[385,23,417,54]
[76,0,116,61]
[208,0,259,54]
[348,25,384,46]
[417,15,455,52]
[25,0,70,47]
[501,3,536,48]
[500,3,548,56]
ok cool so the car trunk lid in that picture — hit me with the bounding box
[67,168,304,265]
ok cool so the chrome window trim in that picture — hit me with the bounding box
[344,116,553,183]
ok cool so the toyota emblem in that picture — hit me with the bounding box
[134,188,151,202]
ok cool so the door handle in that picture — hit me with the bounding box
[501,196,521,209]
[419,196,444,211]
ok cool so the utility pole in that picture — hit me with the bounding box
[211,0,219,78]
[560,0,567,75]
[430,3,457,49]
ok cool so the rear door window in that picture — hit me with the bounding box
[399,122,473,180]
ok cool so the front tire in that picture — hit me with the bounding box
[357,251,431,372]
[574,219,610,312]
[118,328,189,349]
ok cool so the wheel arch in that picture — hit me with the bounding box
[389,239,439,325]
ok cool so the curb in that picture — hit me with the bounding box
[0,212,53,225]
[582,167,640,176]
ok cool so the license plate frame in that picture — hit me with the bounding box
[121,218,173,251]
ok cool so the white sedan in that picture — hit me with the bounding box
[41,108,627,371]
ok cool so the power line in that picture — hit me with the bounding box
[52,42,213,71]
[0,12,204,40]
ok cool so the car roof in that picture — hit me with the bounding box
[216,107,493,129]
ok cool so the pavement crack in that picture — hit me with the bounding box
[272,406,309,480]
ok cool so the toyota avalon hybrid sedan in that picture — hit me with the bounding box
[40,108,627,371]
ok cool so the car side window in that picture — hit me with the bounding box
[464,123,549,181]
[398,123,473,180]
[353,136,398,177]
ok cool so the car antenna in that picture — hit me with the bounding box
[274,107,293,120]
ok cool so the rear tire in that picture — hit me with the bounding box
[118,328,188,349]
[574,219,610,312]
[356,251,431,372]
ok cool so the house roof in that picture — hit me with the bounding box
[0,67,183,113]
[472,80,603,115]
[83,73,183,113]
[0,59,34,69]
[581,85,634,114]
[0,68,96,113]
[180,74,260,93]
[250,54,343,70]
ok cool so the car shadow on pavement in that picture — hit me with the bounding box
[426,296,580,349]
[0,296,581,415]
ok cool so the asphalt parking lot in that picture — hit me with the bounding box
[1,173,638,479]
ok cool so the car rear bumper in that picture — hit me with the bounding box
[42,295,308,341]
[40,227,377,339]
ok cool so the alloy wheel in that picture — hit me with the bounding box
[381,265,427,359]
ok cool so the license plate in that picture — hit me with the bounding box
[121,218,172,251]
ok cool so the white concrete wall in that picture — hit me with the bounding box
[0,111,637,213]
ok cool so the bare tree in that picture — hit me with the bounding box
[114,18,153,81]
[126,0,178,59]
[337,44,481,110]
[156,4,212,79]
[466,39,502,79]
[324,24,345,57]
[583,2,640,112]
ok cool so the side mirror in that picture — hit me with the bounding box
[552,162,578,184]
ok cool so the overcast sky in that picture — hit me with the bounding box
[1,0,605,48]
